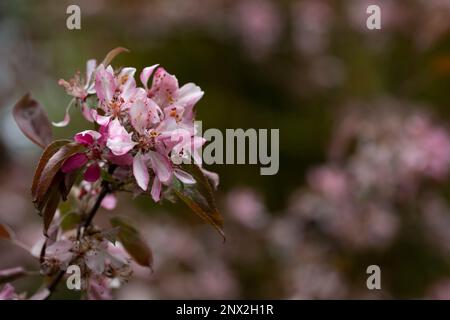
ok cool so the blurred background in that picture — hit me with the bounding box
[2,0,450,299]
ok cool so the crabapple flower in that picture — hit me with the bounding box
[41,239,74,275]
[0,284,17,300]
[93,65,143,125]
[145,67,204,123]
[54,59,97,127]
[62,130,105,182]
[12,47,222,301]
[59,59,97,100]
[106,118,137,156]
[87,276,113,300]
[60,59,207,198]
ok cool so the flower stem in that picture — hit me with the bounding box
[45,165,116,299]
[82,183,110,230]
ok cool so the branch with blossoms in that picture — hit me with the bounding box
[0,47,223,300]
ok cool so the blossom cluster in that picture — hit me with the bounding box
[0,48,222,300]
[58,57,207,202]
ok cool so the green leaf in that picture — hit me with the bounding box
[101,47,129,67]
[60,212,81,231]
[13,93,53,148]
[173,164,225,240]
[110,216,153,269]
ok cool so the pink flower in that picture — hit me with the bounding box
[62,130,106,183]
[132,151,173,197]
[93,65,143,125]
[0,284,17,300]
[81,235,131,280]
[145,67,204,123]
[101,194,118,210]
[54,60,97,127]
[129,98,162,135]
[42,239,74,273]
[57,60,211,203]
[58,59,96,100]
[87,276,113,300]
[106,118,137,156]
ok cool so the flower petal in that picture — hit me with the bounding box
[101,194,117,210]
[129,98,161,134]
[148,150,172,183]
[0,284,17,300]
[117,67,137,101]
[133,153,149,191]
[84,163,101,182]
[52,104,72,127]
[85,59,97,90]
[106,152,133,166]
[174,169,196,184]
[95,64,116,102]
[176,83,204,121]
[85,250,106,274]
[74,130,101,145]
[81,103,94,122]
[87,276,112,300]
[201,167,220,189]
[151,176,162,202]
[149,67,179,107]
[106,118,137,156]
[91,109,112,126]
[140,64,159,89]
[61,153,88,173]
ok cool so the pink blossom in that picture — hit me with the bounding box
[62,129,108,183]
[87,276,113,300]
[42,239,74,274]
[101,194,117,210]
[0,284,17,300]
[94,64,143,125]
[61,152,89,173]
[55,59,97,127]
[106,118,136,156]
[57,59,214,203]
[146,67,204,123]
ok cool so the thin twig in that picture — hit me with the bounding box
[82,184,110,231]
[45,165,116,299]
[46,269,65,294]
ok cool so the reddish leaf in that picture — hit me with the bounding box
[13,93,52,148]
[32,140,71,201]
[0,267,26,284]
[173,164,225,240]
[33,142,84,207]
[110,216,153,269]
[42,174,63,234]
[60,168,80,201]
[0,223,14,240]
[101,47,129,67]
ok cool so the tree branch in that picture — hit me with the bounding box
[45,165,116,299]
